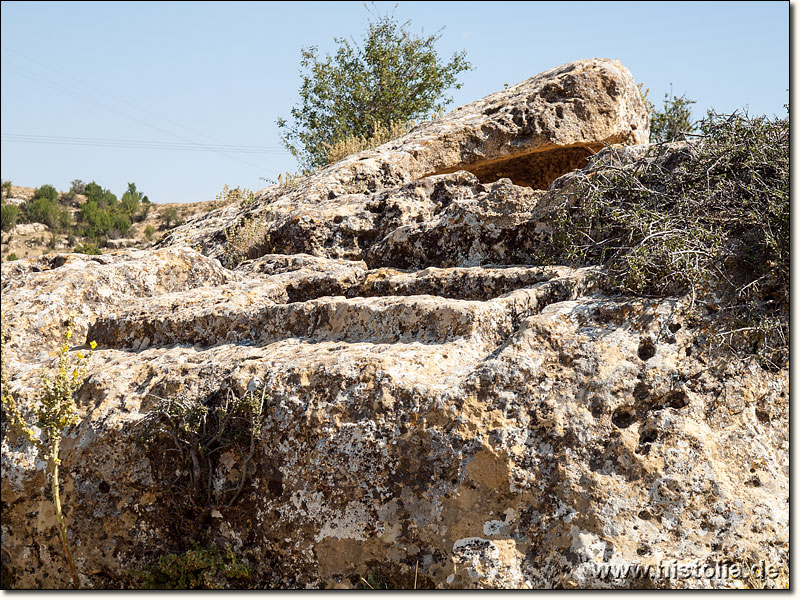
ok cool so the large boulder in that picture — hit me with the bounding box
[1,60,787,590]
[158,58,648,264]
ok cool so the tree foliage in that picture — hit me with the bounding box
[78,181,148,239]
[120,182,150,221]
[161,206,181,229]
[277,8,471,170]
[1,201,20,232]
[23,185,71,231]
[33,184,59,204]
[649,87,697,143]
[69,180,86,195]
[1,179,152,247]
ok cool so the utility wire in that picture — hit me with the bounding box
[2,46,255,154]
[1,133,290,154]
[0,54,288,171]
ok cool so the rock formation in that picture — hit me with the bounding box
[1,59,787,589]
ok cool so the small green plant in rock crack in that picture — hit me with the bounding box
[135,384,266,511]
[1,312,96,589]
[223,214,267,267]
[359,567,395,590]
[215,184,256,209]
[135,542,253,589]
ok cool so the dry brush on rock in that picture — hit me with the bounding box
[1,59,788,589]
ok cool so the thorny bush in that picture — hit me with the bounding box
[545,110,788,369]
[136,385,265,511]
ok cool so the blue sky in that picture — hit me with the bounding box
[0,1,789,204]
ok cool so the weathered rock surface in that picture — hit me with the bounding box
[1,59,787,589]
[158,58,648,265]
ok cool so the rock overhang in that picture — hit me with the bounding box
[1,59,787,591]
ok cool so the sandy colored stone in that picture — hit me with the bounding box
[157,58,648,264]
[0,60,787,590]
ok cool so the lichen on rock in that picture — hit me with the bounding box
[1,59,787,589]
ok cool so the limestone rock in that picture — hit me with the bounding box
[1,60,787,590]
[104,238,139,249]
[11,222,50,236]
[157,58,648,264]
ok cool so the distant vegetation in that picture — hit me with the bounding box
[1,180,150,239]
[77,181,151,240]
[1,180,168,260]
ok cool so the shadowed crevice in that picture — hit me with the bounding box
[427,143,606,189]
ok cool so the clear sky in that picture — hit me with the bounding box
[0,1,789,204]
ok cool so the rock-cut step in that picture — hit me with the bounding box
[88,266,599,351]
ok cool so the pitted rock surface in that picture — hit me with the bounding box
[1,59,787,589]
[157,58,648,265]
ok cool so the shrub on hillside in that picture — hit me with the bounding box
[22,185,71,231]
[1,202,20,232]
[77,181,145,238]
[32,184,59,204]
[79,200,113,239]
[545,109,788,368]
[73,242,102,255]
[120,182,149,222]
[161,207,182,229]
[83,181,118,208]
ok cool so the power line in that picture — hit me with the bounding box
[2,46,252,153]
[1,133,290,154]
[0,53,289,171]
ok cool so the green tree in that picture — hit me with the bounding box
[1,201,20,232]
[58,207,73,231]
[277,8,471,170]
[161,206,181,228]
[23,185,69,231]
[1,180,11,200]
[78,182,130,239]
[109,212,131,237]
[79,200,114,239]
[649,86,696,143]
[120,182,143,218]
[84,182,117,209]
[32,184,59,204]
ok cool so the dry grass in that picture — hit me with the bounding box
[324,120,414,165]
